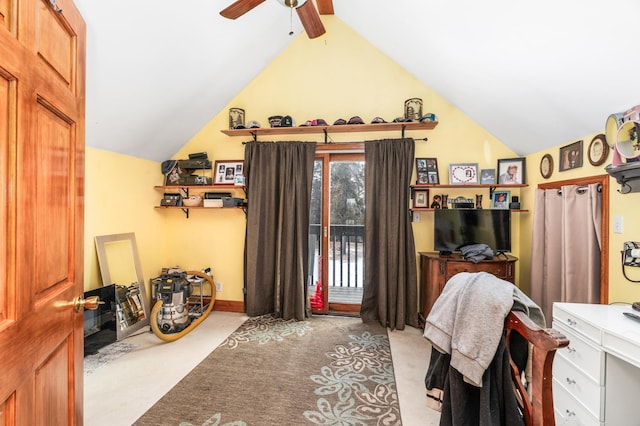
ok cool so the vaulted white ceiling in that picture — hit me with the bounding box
[75,0,640,162]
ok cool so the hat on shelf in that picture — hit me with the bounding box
[333,118,347,125]
[371,116,387,124]
[280,115,295,127]
[419,113,437,122]
[268,115,283,127]
[348,116,364,124]
[246,120,261,128]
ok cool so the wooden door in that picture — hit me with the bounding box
[0,0,86,424]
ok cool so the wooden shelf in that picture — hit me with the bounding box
[154,205,244,210]
[411,208,529,213]
[220,120,438,137]
[411,183,527,189]
[154,185,244,190]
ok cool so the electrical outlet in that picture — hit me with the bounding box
[215,281,222,292]
[614,216,624,234]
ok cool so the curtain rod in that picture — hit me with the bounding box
[556,183,602,195]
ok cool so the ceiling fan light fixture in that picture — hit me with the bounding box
[277,0,307,8]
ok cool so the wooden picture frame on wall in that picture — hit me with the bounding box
[559,140,583,171]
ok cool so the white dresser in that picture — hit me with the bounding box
[552,303,640,425]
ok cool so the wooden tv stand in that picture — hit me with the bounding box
[418,252,518,324]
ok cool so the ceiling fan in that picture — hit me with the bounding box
[220,0,334,39]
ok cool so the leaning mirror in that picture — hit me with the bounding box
[95,232,149,339]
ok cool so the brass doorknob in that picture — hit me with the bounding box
[73,295,104,312]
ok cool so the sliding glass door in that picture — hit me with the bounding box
[309,149,365,314]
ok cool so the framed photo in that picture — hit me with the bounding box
[480,169,496,184]
[412,189,429,208]
[497,158,526,184]
[449,163,478,184]
[416,157,439,184]
[491,190,510,209]
[587,134,609,166]
[214,160,244,185]
[559,140,583,171]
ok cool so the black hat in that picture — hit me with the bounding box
[348,116,364,124]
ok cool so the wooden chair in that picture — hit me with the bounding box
[505,310,569,426]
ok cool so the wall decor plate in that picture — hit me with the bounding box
[540,154,553,179]
[449,163,479,184]
[588,134,610,166]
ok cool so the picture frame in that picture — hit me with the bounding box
[449,163,478,184]
[480,169,496,184]
[416,157,439,184]
[412,189,429,208]
[491,190,510,209]
[588,134,609,166]
[214,160,244,185]
[559,140,583,171]
[497,158,526,184]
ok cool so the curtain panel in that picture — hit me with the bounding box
[530,184,601,323]
[360,138,418,330]
[243,141,317,320]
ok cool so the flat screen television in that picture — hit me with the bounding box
[434,209,511,254]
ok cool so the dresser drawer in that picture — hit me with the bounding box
[445,262,512,280]
[553,355,604,419]
[554,321,605,383]
[553,305,601,345]
[553,380,601,426]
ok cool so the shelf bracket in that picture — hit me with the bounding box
[250,131,258,142]
[181,208,190,218]
[401,125,406,139]
[323,128,329,144]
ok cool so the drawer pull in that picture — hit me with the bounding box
[566,346,576,353]
[565,377,576,385]
[566,318,577,326]
[565,410,576,417]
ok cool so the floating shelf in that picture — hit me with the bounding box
[220,120,438,140]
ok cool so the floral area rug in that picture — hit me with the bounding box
[134,315,401,426]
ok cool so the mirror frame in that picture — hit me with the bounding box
[94,232,150,339]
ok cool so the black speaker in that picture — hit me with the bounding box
[509,196,520,210]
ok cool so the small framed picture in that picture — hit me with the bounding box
[413,189,429,208]
[449,163,478,184]
[214,160,244,185]
[492,190,510,209]
[497,158,526,184]
[416,157,439,184]
[559,140,583,171]
[480,169,496,184]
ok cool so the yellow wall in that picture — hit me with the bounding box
[83,17,640,308]
[84,148,167,295]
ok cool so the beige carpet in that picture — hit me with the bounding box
[134,314,401,425]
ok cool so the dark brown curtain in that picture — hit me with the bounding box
[243,141,317,320]
[360,138,418,330]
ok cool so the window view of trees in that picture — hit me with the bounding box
[330,161,364,225]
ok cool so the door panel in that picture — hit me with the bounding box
[310,149,364,314]
[0,0,85,424]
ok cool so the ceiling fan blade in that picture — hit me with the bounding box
[316,0,334,15]
[296,1,326,39]
[220,0,266,19]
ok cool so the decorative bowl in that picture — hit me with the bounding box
[182,196,202,207]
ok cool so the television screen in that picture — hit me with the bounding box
[433,209,511,254]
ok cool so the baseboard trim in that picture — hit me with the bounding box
[213,299,244,313]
